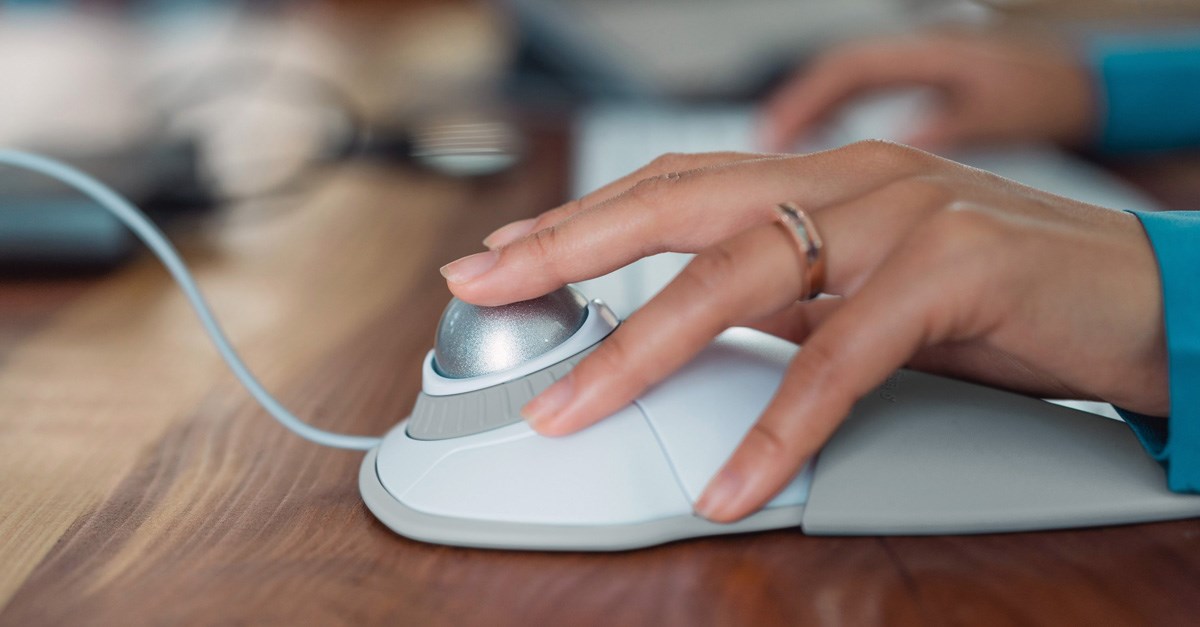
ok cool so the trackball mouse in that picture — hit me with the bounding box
[360,286,1200,551]
[360,286,812,550]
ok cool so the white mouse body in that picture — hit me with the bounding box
[363,297,812,550]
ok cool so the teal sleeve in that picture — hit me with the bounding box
[1091,36,1200,152]
[1123,211,1200,492]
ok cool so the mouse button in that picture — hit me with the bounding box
[639,329,804,504]
[375,420,516,500]
[397,404,692,526]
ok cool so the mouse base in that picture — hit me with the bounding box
[359,447,805,551]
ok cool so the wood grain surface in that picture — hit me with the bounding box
[5,5,1200,624]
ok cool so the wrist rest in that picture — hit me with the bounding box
[802,370,1200,535]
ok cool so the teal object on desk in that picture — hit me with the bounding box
[0,162,135,269]
[1093,35,1200,152]
[0,139,208,271]
[0,198,132,268]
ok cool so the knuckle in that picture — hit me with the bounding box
[646,152,692,173]
[626,173,678,210]
[796,339,842,387]
[842,140,931,171]
[589,333,653,391]
[904,206,1011,335]
[745,420,792,462]
[679,244,740,299]
[914,204,1009,268]
[525,225,567,274]
[845,138,910,157]
[533,203,575,231]
[793,339,863,405]
[884,174,956,208]
[561,197,588,218]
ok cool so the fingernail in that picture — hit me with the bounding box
[695,468,743,521]
[440,249,499,284]
[521,376,574,431]
[483,218,537,250]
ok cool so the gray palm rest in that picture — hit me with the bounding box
[803,370,1200,535]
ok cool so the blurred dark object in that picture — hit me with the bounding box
[500,0,643,104]
[0,139,212,276]
[498,0,947,102]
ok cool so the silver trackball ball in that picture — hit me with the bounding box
[432,286,588,378]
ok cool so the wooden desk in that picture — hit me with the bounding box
[5,4,1200,618]
[3,121,1200,627]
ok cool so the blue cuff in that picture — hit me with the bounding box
[1091,36,1200,152]
[1127,210,1200,492]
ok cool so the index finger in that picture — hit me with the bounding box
[444,142,931,306]
[483,151,775,249]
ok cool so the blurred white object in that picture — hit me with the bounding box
[0,13,147,151]
[0,7,351,197]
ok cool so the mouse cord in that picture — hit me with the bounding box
[0,149,383,451]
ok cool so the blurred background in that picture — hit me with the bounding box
[2,0,1200,280]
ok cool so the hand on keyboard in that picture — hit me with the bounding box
[440,143,1166,523]
[758,30,1094,153]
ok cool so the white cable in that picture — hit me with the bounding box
[0,149,382,451]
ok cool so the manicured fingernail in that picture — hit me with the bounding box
[483,218,537,250]
[695,468,743,520]
[440,250,499,284]
[521,376,574,431]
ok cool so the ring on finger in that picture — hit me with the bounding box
[773,202,827,301]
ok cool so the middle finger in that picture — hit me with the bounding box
[521,221,805,436]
